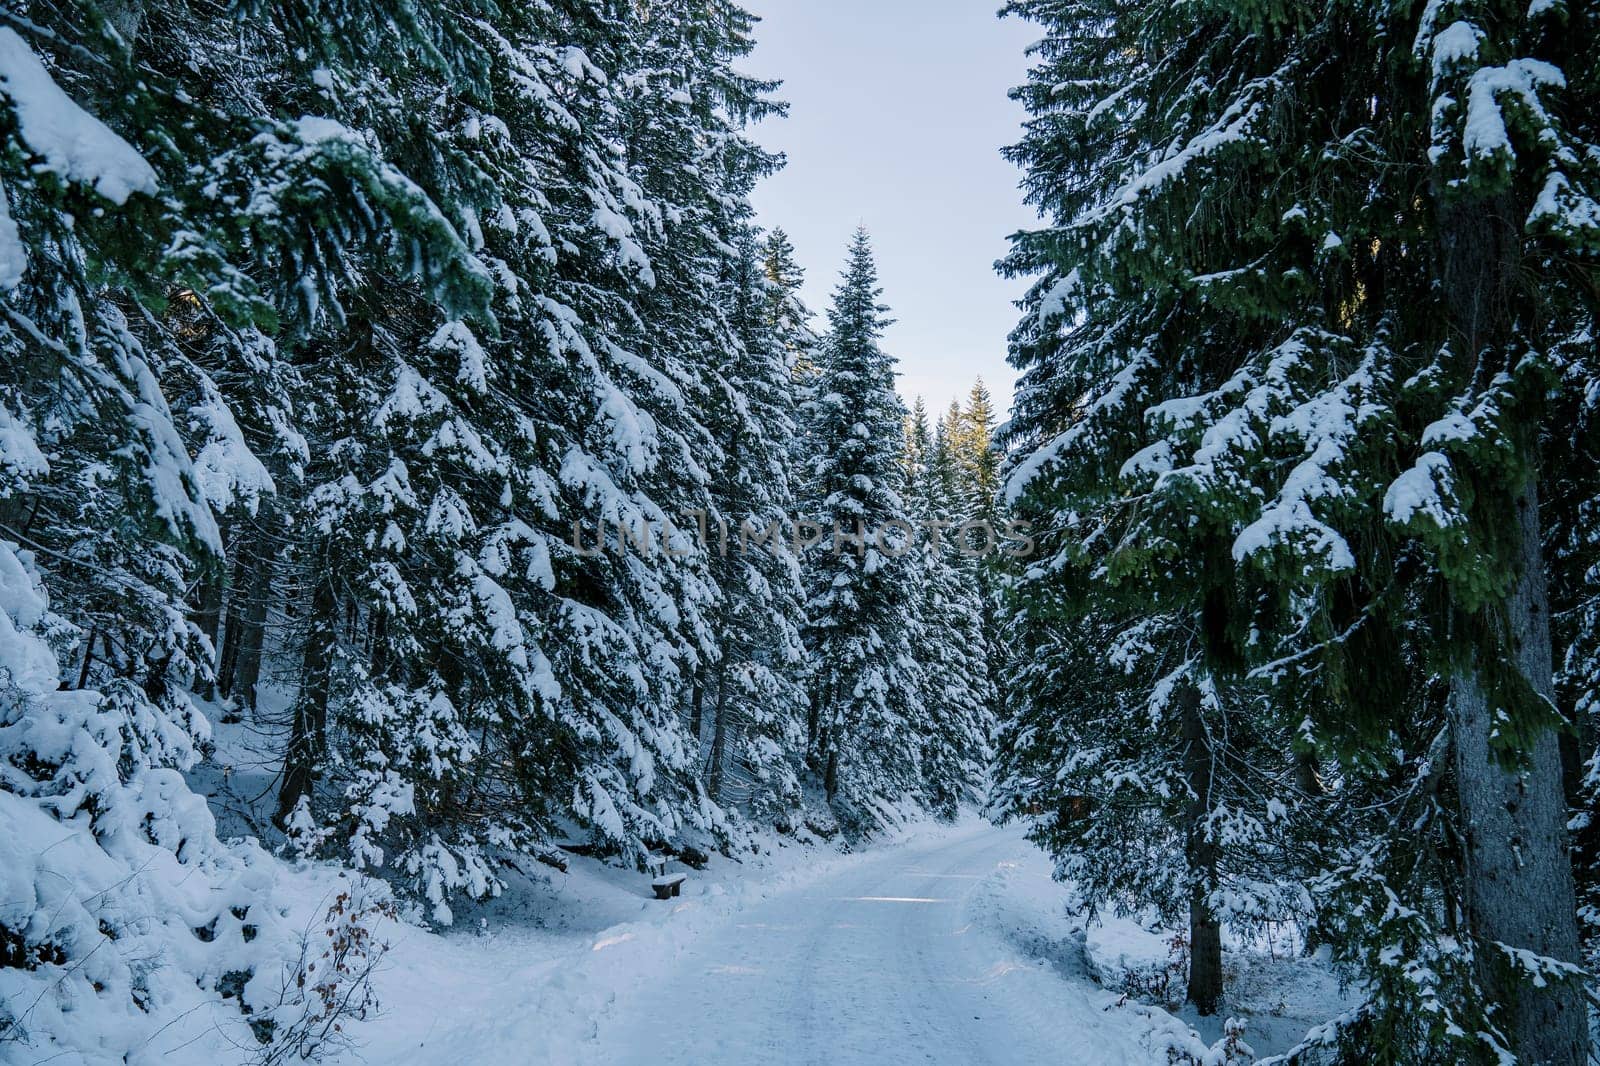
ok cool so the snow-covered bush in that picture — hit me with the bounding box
[1107,931,1191,1007]
[0,540,267,1061]
[0,542,388,1064]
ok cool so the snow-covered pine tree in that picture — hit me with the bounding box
[946,382,1006,713]
[948,380,1000,523]
[905,395,932,473]
[907,407,995,820]
[993,0,1316,1016]
[0,9,424,1057]
[224,0,601,921]
[1548,309,1600,980]
[270,0,827,895]
[265,0,685,905]
[999,0,1598,1057]
[763,227,816,371]
[767,227,824,531]
[0,22,243,1057]
[483,0,724,861]
[1408,8,1594,1059]
[1550,334,1600,979]
[190,0,500,743]
[695,229,810,818]
[799,230,925,821]
[993,589,1318,1015]
[608,0,808,835]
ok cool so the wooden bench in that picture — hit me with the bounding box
[651,873,687,900]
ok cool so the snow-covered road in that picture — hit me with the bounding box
[587,822,1164,1066]
[346,820,1194,1066]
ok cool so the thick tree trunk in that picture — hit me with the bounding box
[1448,482,1585,1066]
[1179,682,1223,1015]
[1433,178,1587,1064]
[275,567,337,828]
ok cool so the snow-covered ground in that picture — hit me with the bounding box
[581,821,1164,1066]
[284,819,1332,1066]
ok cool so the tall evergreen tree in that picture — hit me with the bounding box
[268,0,811,898]
[2,0,820,945]
[998,0,1597,1056]
[697,230,811,816]
[1524,0,1600,1001]
[262,0,605,916]
[908,409,996,820]
[799,230,925,820]
[0,2,485,1054]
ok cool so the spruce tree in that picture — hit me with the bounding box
[268,0,808,893]
[252,0,576,915]
[697,230,810,817]
[999,0,1598,1057]
[1519,0,1600,1010]
[908,409,996,820]
[1548,306,1600,981]
[763,227,815,367]
[0,0,819,936]
[0,5,466,1053]
[769,227,823,518]
[611,0,808,834]
[950,379,1000,521]
[799,230,925,821]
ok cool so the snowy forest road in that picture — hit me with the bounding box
[587,822,1162,1066]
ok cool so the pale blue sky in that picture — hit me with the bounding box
[742,0,1040,420]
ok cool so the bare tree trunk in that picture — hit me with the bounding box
[73,627,98,690]
[275,566,337,828]
[1180,682,1223,1015]
[806,683,824,764]
[232,546,272,715]
[216,551,248,698]
[690,676,705,761]
[708,663,731,801]
[190,530,227,699]
[1448,481,1585,1066]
